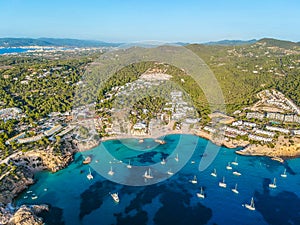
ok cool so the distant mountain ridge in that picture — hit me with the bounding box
[203,38,300,48]
[203,39,257,46]
[1,37,299,48]
[0,37,121,47]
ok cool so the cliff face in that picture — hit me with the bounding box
[0,167,34,204]
[4,205,49,225]
[0,141,77,204]
[10,143,75,173]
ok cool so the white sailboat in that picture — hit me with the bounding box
[219,176,226,188]
[232,183,239,194]
[232,156,238,166]
[110,192,119,203]
[233,171,242,176]
[281,169,287,178]
[190,175,198,184]
[175,153,179,162]
[269,178,277,188]
[211,168,217,177]
[126,160,132,169]
[226,162,232,170]
[197,187,205,199]
[167,169,174,175]
[160,158,166,165]
[108,166,114,176]
[143,168,153,179]
[245,197,255,211]
[87,168,93,180]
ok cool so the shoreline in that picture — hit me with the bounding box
[2,130,299,223]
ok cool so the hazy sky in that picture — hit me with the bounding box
[0,0,299,43]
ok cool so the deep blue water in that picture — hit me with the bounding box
[0,48,33,55]
[16,134,300,225]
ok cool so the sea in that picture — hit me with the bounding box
[0,48,33,55]
[15,134,300,225]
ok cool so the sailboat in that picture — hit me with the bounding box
[190,175,198,184]
[219,176,226,188]
[245,197,255,211]
[160,158,166,165]
[175,153,179,162]
[211,168,217,177]
[197,187,205,199]
[281,169,287,178]
[232,183,239,194]
[226,162,232,170]
[167,169,174,175]
[109,192,119,203]
[108,166,114,176]
[269,178,277,188]
[126,160,132,169]
[232,156,238,166]
[143,168,153,179]
[87,168,93,180]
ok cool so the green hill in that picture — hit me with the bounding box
[256,38,300,49]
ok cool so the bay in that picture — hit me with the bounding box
[16,134,300,225]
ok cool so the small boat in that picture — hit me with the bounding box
[245,197,255,211]
[160,158,166,165]
[190,175,197,184]
[211,168,217,177]
[155,139,166,144]
[269,178,277,188]
[126,160,132,169]
[87,168,93,180]
[83,156,92,164]
[143,168,153,179]
[175,153,179,162]
[219,176,226,188]
[167,169,174,175]
[281,169,287,178]
[23,196,28,199]
[271,157,284,163]
[197,187,205,199]
[191,160,195,164]
[232,183,239,194]
[26,190,32,194]
[110,192,119,203]
[232,156,238,166]
[31,196,38,200]
[226,162,232,170]
[233,171,242,176]
[108,166,114,176]
[44,188,48,191]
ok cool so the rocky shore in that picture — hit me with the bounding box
[76,139,100,151]
[194,130,249,149]
[236,135,300,159]
[0,166,34,205]
[0,204,49,225]
[0,139,78,224]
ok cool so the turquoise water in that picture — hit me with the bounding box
[16,134,300,225]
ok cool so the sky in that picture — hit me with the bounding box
[0,0,299,43]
